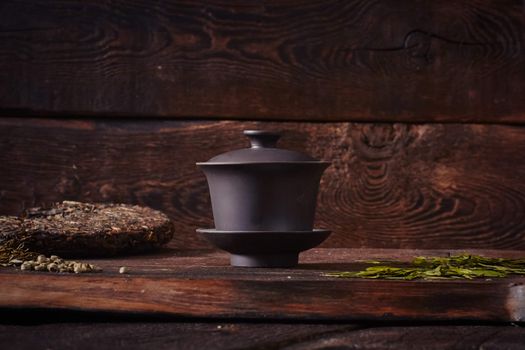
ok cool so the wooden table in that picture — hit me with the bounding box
[1,247,525,348]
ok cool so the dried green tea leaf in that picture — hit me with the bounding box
[325,254,525,280]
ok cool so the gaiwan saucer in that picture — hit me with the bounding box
[196,229,331,267]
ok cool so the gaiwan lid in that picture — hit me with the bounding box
[199,130,326,164]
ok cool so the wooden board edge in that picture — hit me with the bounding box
[0,273,522,322]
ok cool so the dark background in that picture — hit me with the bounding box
[1,0,524,250]
[2,2,525,348]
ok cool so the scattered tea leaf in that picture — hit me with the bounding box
[0,236,38,266]
[325,254,525,280]
[1,235,101,273]
[354,260,383,264]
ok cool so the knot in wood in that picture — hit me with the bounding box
[404,30,434,70]
[351,124,415,161]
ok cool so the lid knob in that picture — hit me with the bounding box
[244,130,281,148]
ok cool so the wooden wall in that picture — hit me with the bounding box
[1,0,524,122]
[1,0,525,249]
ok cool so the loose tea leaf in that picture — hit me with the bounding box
[0,236,38,266]
[1,235,102,274]
[325,254,525,280]
[0,208,127,274]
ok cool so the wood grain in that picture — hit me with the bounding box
[283,326,525,350]
[2,118,525,249]
[0,323,355,350]
[0,0,524,122]
[1,248,525,322]
[1,323,525,350]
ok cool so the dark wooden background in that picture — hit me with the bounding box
[1,0,525,250]
[1,0,524,122]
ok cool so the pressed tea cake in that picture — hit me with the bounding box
[1,201,174,258]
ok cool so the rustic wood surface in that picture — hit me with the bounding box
[2,118,525,250]
[1,323,525,350]
[1,248,525,322]
[0,0,524,122]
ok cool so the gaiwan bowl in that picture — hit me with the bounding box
[197,130,330,231]
[196,130,331,267]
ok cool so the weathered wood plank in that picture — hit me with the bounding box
[0,0,524,122]
[2,118,525,250]
[1,248,525,322]
[0,323,354,350]
[284,326,525,350]
[1,323,525,350]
